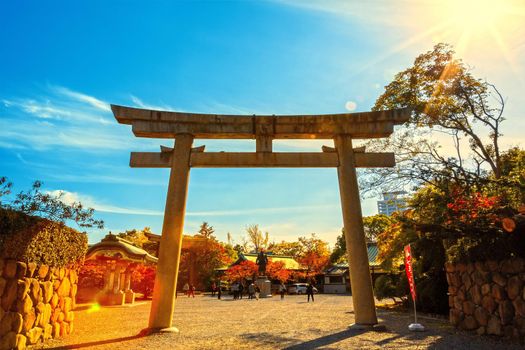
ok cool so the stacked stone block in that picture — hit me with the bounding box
[446,258,525,342]
[0,259,78,350]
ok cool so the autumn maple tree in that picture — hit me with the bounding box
[265,260,292,283]
[225,260,258,282]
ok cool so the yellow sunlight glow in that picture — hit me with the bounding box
[444,0,506,32]
[356,0,525,80]
[87,303,101,313]
[432,0,525,75]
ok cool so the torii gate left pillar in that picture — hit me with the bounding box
[111,104,410,332]
[148,134,193,331]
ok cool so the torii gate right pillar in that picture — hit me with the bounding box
[335,135,378,326]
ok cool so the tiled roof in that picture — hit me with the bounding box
[86,233,158,264]
[325,243,381,274]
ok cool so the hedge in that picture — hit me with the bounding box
[0,207,87,267]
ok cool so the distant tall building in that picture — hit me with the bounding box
[377,191,407,216]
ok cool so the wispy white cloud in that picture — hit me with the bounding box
[0,85,166,152]
[47,190,164,216]
[187,204,338,217]
[130,95,173,111]
[46,188,338,219]
[52,86,111,112]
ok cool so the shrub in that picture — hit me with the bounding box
[0,207,88,267]
[374,274,402,302]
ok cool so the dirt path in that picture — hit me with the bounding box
[34,294,522,349]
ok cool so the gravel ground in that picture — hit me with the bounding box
[33,294,523,350]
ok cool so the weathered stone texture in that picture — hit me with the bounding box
[474,307,489,326]
[507,276,522,300]
[0,260,77,349]
[447,258,525,343]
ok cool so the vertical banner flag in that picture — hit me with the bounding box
[404,244,417,301]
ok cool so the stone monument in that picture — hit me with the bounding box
[255,250,272,298]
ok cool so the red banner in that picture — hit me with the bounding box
[404,244,417,301]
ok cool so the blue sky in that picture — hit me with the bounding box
[1,0,524,246]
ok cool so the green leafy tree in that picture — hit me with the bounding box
[363,214,396,242]
[330,228,346,264]
[354,44,525,314]
[363,43,507,194]
[330,215,395,264]
[117,227,158,256]
[0,178,103,229]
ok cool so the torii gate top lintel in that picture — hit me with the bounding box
[111,104,410,140]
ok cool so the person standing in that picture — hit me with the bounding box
[254,284,260,300]
[238,282,244,299]
[232,282,239,300]
[217,281,222,300]
[279,283,286,300]
[189,284,196,298]
[183,282,189,296]
[306,283,315,302]
[248,282,255,299]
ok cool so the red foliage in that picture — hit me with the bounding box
[266,260,292,283]
[297,251,329,280]
[78,259,106,289]
[131,264,156,298]
[224,260,258,282]
[445,192,501,226]
[179,238,233,289]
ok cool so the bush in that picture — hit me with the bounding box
[0,208,88,267]
[374,274,402,302]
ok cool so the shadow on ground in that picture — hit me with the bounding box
[45,334,145,349]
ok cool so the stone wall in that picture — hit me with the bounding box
[446,258,525,342]
[0,259,78,350]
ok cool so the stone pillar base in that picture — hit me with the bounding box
[256,276,272,298]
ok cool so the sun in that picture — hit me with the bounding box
[414,0,525,71]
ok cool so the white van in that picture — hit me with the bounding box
[287,283,318,294]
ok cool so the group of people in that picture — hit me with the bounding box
[207,280,316,302]
[182,282,196,297]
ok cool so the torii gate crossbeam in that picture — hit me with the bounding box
[112,104,410,332]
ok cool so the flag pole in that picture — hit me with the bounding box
[405,244,424,332]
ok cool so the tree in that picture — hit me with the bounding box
[0,177,12,205]
[198,222,215,239]
[266,260,292,283]
[0,178,103,229]
[180,235,232,290]
[298,233,330,257]
[363,215,396,242]
[296,233,330,281]
[131,265,156,298]
[297,252,330,282]
[363,43,507,195]
[363,43,525,315]
[267,240,302,257]
[330,228,347,264]
[225,260,258,282]
[117,227,158,256]
[245,224,269,252]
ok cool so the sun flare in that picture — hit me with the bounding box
[444,0,508,32]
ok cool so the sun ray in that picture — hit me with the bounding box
[352,21,450,77]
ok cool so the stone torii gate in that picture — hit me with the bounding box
[111,104,410,332]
